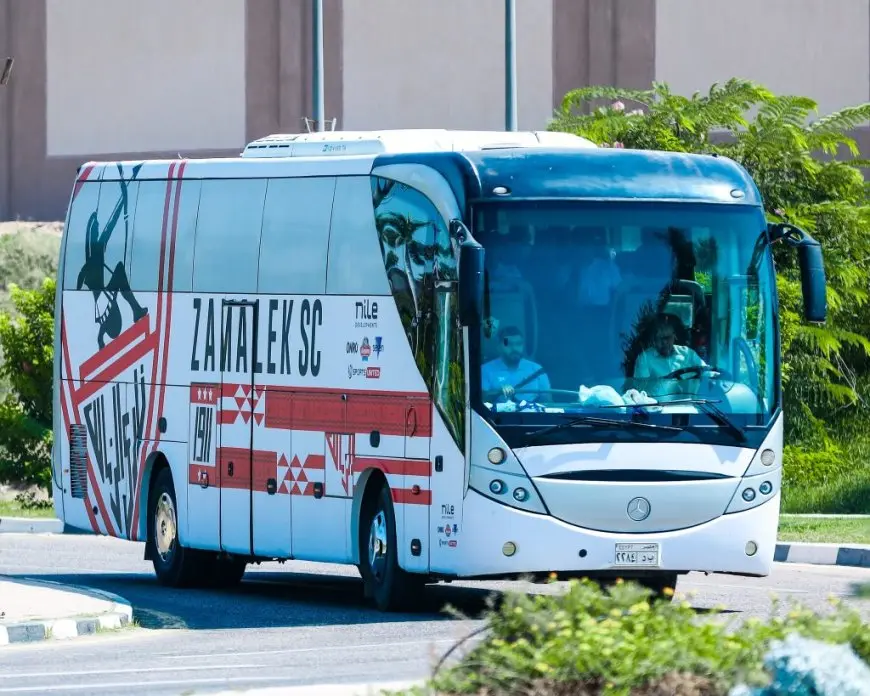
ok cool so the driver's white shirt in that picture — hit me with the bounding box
[634,345,705,395]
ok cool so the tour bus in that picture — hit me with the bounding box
[51,128,826,611]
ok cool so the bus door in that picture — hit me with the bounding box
[218,299,257,556]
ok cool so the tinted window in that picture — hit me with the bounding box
[64,177,137,294]
[258,177,335,294]
[327,177,391,295]
[193,179,267,294]
[370,177,436,385]
[63,181,102,290]
[130,179,202,292]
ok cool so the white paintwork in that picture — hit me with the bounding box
[452,488,780,578]
[46,0,246,156]
[52,128,783,593]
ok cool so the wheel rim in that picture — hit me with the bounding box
[155,491,177,562]
[368,509,388,582]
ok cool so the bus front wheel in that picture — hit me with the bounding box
[359,482,423,612]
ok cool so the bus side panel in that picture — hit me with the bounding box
[58,166,151,538]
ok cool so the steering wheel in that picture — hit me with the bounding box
[664,364,735,384]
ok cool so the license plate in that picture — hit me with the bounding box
[613,543,660,567]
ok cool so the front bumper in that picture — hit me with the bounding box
[447,488,780,578]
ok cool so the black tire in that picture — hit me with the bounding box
[146,467,205,588]
[638,573,679,600]
[202,555,247,588]
[358,483,424,612]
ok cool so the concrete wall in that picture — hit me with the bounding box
[0,0,867,221]
[45,0,247,156]
[656,0,869,116]
[342,0,553,131]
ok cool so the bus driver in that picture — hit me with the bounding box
[633,313,706,397]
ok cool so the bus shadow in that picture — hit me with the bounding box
[12,570,739,634]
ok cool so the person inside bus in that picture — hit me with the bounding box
[632,313,706,398]
[481,325,552,404]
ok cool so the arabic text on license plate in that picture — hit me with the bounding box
[613,543,660,567]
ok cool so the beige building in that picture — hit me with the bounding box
[1,0,868,221]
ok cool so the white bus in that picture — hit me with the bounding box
[51,129,826,611]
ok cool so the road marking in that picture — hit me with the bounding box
[0,674,379,693]
[152,637,458,660]
[0,664,268,680]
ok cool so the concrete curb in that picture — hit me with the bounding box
[0,516,64,534]
[0,578,133,647]
[775,542,870,569]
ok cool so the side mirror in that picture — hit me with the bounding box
[797,239,826,323]
[769,223,827,323]
[453,220,485,327]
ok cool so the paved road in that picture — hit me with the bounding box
[0,533,868,695]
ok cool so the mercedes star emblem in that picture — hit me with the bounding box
[627,497,651,521]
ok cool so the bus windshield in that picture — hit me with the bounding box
[470,200,778,444]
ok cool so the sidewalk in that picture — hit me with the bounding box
[0,576,132,646]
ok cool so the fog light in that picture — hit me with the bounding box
[759,481,773,495]
[742,488,756,502]
[513,487,529,502]
[760,449,775,466]
[745,541,758,556]
[502,541,517,556]
[488,447,506,465]
[490,479,506,495]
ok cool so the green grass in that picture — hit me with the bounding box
[778,515,870,545]
[0,499,55,518]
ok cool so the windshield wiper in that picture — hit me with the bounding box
[608,397,746,443]
[526,414,682,443]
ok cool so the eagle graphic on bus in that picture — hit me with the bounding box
[51,129,826,611]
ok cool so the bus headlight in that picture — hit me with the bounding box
[470,414,548,515]
[726,468,782,514]
[489,479,507,495]
[760,449,775,466]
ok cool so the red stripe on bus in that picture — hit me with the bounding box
[262,388,432,437]
[352,457,431,478]
[131,161,179,540]
[72,330,159,405]
[391,488,432,506]
[72,165,95,201]
[78,314,149,381]
[58,367,99,534]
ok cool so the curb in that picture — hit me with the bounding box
[208,680,424,696]
[775,542,870,569]
[0,578,133,647]
[0,517,64,534]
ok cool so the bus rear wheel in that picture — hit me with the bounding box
[147,467,204,588]
[359,482,423,612]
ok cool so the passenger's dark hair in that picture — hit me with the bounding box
[498,325,523,343]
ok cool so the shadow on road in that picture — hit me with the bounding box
[14,569,502,631]
[10,568,738,633]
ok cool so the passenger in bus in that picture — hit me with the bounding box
[481,325,551,403]
[633,313,706,397]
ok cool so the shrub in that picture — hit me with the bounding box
[395,579,869,696]
[0,278,55,493]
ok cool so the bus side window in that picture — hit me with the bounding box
[259,177,335,295]
[192,179,266,294]
[130,179,201,293]
[63,181,103,292]
[326,177,390,296]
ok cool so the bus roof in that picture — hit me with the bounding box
[75,129,761,208]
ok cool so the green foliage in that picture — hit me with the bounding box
[399,579,869,696]
[550,79,870,498]
[0,278,55,493]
